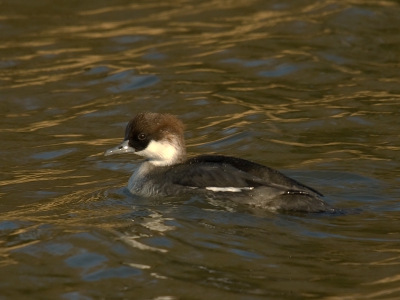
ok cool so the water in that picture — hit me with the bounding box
[1,0,400,298]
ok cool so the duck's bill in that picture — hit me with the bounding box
[104,140,135,156]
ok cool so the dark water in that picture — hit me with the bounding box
[1,0,400,299]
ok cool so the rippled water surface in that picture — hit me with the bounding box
[1,0,400,299]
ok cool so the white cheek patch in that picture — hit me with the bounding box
[206,187,254,193]
[135,140,179,166]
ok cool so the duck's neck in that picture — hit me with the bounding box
[137,138,186,167]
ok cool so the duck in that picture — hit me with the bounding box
[104,112,335,213]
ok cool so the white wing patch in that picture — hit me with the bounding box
[206,187,254,192]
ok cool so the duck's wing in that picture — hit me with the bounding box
[168,160,263,189]
[180,155,323,197]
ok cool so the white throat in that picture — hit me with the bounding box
[135,139,183,166]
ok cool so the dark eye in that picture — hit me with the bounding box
[137,133,146,141]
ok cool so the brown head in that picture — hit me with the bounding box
[105,112,186,166]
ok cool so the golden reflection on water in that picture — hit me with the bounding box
[119,234,168,253]
[368,273,400,284]
[176,68,225,74]
[298,155,388,168]
[0,169,88,187]
[77,3,173,16]
[0,114,88,132]
[49,138,120,147]
[0,0,353,91]
[269,139,366,148]
[324,288,400,300]
[196,111,255,129]
[2,188,121,223]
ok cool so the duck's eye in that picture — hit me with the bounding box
[137,133,146,141]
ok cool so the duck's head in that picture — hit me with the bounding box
[104,112,186,166]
